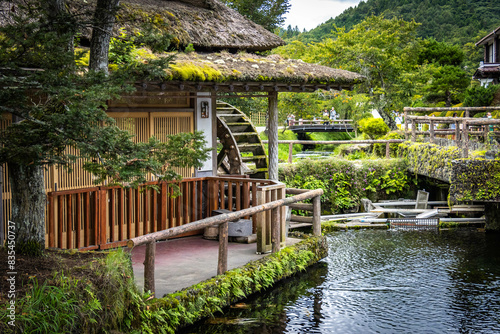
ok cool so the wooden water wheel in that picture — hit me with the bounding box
[216,101,268,179]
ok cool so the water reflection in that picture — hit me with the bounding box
[181,230,500,334]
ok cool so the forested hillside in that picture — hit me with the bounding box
[295,0,500,44]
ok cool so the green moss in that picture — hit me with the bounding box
[169,62,223,81]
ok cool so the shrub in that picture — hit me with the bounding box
[463,84,499,107]
[358,118,389,139]
[374,131,405,157]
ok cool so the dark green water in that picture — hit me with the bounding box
[180,230,500,334]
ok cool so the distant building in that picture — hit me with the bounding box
[473,26,500,86]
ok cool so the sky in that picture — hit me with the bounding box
[284,0,363,31]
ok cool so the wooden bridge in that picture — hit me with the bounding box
[289,119,354,134]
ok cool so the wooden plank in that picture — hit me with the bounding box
[76,193,81,249]
[152,186,157,232]
[197,181,203,220]
[58,195,63,248]
[190,181,196,223]
[48,193,54,248]
[168,185,174,228]
[183,182,189,225]
[99,189,107,247]
[228,181,233,211]
[235,181,241,211]
[127,188,132,239]
[291,215,314,223]
[175,184,181,226]
[135,188,140,238]
[84,192,90,247]
[118,188,123,241]
[219,179,225,210]
[110,189,115,242]
[160,183,167,230]
[143,187,149,235]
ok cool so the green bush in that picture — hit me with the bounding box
[358,118,389,139]
[373,131,405,157]
[463,84,499,107]
[279,158,412,213]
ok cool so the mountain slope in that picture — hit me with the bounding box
[296,0,500,44]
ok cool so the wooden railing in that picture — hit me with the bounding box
[46,176,278,250]
[403,107,500,158]
[127,187,324,296]
[262,139,405,162]
[289,119,353,126]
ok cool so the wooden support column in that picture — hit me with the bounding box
[268,91,279,181]
[217,221,228,275]
[462,119,469,158]
[312,195,321,236]
[288,142,293,164]
[429,120,435,144]
[385,142,390,159]
[411,120,416,142]
[144,241,156,296]
[271,189,280,253]
[404,111,408,140]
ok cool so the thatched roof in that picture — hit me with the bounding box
[140,51,365,92]
[119,0,286,51]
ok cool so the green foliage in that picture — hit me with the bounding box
[0,250,136,333]
[219,0,291,31]
[373,131,405,157]
[279,158,412,213]
[297,0,500,47]
[358,118,390,139]
[463,84,500,107]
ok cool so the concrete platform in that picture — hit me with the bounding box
[130,236,301,297]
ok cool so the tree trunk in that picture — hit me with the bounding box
[8,163,46,255]
[89,0,120,74]
[378,108,397,130]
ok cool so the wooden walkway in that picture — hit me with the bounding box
[130,235,301,297]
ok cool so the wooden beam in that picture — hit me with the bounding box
[268,91,279,181]
[217,222,228,275]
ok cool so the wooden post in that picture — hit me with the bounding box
[462,119,469,158]
[455,120,460,145]
[429,120,435,144]
[288,142,293,164]
[268,91,279,181]
[144,241,156,296]
[385,142,390,159]
[217,221,228,275]
[484,122,490,142]
[312,195,321,236]
[411,120,416,142]
[404,111,408,140]
[271,206,280,253]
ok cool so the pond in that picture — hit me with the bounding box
[180,230,500,334]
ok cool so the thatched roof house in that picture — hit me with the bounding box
[135,51,364,92]
[119,0,285,52]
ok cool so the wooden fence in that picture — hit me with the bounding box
[403,107,500,158]
[127,187,324,296]
[45,176,280,251]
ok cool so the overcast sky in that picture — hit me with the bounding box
[284,0,363,31]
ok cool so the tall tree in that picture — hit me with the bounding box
[310,16,421,129]
[220,0,290,31]
[0,0,209,255]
